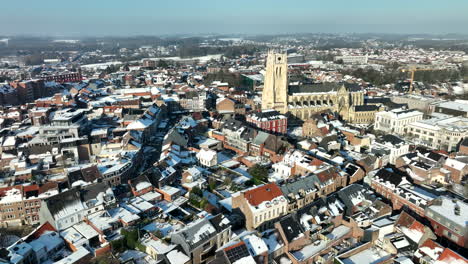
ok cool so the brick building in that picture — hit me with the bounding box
[246,110,287,134]
[0,183,59,227]
[425,197,468,248]
[40,71,82,83]
[370,169,436,217]
[231,183,288,231]
[216,97,245,115]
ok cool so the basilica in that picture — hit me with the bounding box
[261,51,377,122]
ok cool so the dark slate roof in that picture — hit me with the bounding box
[264,134,289,154]
[45,188,81,217]
[222,118,244,130]
[279,214,305,243]
[318,135,339,149]
[412,161,432,170]
[80,182,110,203]
[365,97,392,104]
[183,90,199,99]
[426,151,444,162]
[223,118,257,141]
[80,165,101,182]
[405,152,418,160]
[344,163,359,176]
[305,197,328,216]
[354,105,379,112]
[338,184,375,216]
[364,97,407,109]
[67,169,83,185]
[359,155,377,167]
[280,175,320,199]
[375,168,410,186]
[379,135,405,145]
[343,82,362,92]
[128,174,152,190]
[163,127,189,147]
[241,128,257,141]
[209,214,230,232]
[174,218,217,251]
[415,146,430,154]
[288,82,361,95]
[249,110,283,120]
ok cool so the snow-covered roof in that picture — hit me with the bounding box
[166,249,190,264]
[242,234,268,256]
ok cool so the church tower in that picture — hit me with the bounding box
[262,50,288,114]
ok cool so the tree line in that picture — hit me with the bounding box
[340,66,463,86]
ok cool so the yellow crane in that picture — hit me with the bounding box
[401,67,433,94]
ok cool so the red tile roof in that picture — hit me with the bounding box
[0,186,15,197]
[311,158,323,166]
[395,211,416,228]
[409,220,425,233]
[244,183,283,206]
[24,222,57,242]
[0,186,21,197]
[437,248,467,264]
[419,239,441,251]
[23,185,39,193]
[39,182,59,194]
[316,168,338,183]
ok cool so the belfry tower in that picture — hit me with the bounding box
[261,50,288,114]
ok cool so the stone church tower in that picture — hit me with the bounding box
[262,50,288,113]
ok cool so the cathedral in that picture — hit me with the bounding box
[261,51,374,122]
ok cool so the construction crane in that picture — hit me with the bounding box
[401,67,433,94]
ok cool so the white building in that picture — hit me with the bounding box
[374,108,424,135]
[372,135,410,165]
[196,148,217,167]
[407,116,468,151]
[334,55,368,64]
[271,150,323,181]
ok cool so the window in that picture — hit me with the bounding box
[203,242,211,250]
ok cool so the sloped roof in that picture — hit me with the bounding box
[288,82,361,95]
[264,134,289,154]
[244,183,283,207]
[44,188,83,217]
[375,168,410,186]
[279,214,305,243]
[129,174,152,191]
[280,175,319,197]
[80,182,111,203]
[252,131,270,145]
[437,248,468,264]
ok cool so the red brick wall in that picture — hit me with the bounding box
[95,243,112,257]
[426,217,466,248]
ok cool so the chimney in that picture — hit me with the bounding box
[454,204,461,216]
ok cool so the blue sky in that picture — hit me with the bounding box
[1,0,467,36]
